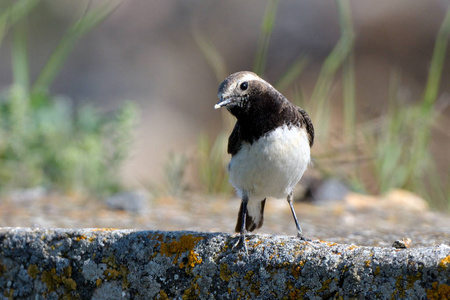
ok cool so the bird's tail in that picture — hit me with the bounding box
[235,198,266,232]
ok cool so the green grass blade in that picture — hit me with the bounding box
[341,0,356,141]
[0,0,40,49]
[192,28,227,83]
[402,6,450,187]
[310,0,354,138]
[422,7,450,112]
[275,55,309,92]
[253,0,279,76]
[31,1,121,94]
[11,17,29,92]
[342,53,355,140]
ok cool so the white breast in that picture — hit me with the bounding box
[228,124,310,202]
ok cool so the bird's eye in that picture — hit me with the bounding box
[240,82,248,91]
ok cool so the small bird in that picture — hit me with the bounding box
[214,71,314,251]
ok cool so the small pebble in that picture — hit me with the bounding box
[392,238,412,249]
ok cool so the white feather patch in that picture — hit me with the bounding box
[229,125,310,203]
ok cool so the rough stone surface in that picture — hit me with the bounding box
[0,228,449,299]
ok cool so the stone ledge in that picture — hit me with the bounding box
[0,228,449,299]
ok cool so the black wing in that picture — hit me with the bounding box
[297,107,314,147]
[235,198,266,232]
[227,122,242,156]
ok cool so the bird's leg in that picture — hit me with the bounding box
[234,193,249,254]
[287,191,308,240]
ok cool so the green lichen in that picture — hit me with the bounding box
[392,276,405,299]
[102,255,129,288]
[41,266,76,292]
[317,278,333,294]
[182,275,201,300]
[27,264,39,279]
[287,286,308,300]
[3,288,14,299]
[219,264,232,282]
[0,263,6,277]
[244,270,260,296]
[406,272,422,290]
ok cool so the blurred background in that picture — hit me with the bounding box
[0,0,449,241]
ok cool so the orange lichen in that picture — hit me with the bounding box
[252,240,262,248]
[76,236,86,242]
[292,266,301,279]
[160,234,203,265]
[439,255,450,271]
[291,261,305,279]
[426,282,450,300]
[149,233,164,241]
[159,290,170,300]
[288,287,308,299]
[179,250,202,270]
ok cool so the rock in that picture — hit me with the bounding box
[345,192,380,210]
[104,190,149,214]
[382,189,429,212]
[0,228,449,299]
[345,189,429,212]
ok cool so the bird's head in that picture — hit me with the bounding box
[215,71,280,117]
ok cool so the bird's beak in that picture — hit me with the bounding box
[214,98,231,109]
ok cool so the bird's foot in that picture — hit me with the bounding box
[297,232,311,242]
[233,233,248,255]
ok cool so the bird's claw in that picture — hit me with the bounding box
[233,234,248,255]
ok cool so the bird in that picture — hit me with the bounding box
[214,71,314,252]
